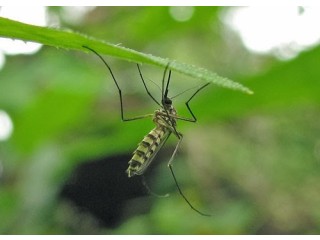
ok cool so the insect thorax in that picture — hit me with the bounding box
[153,105,177,129]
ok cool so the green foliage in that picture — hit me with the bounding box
[1,7,320,234]
[0,16,252,94]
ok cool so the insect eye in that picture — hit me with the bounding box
[164,98,172,105]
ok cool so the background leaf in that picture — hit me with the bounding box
[0,16,252,94]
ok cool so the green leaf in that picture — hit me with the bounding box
[0,16,253,94]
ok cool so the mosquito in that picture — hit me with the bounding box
[83,46,211,216]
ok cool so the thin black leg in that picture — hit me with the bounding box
[83,46,153,122]
[168,133,211,217]
[136,64,161,107]
[184,82,211,122]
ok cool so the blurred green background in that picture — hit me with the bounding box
[1,6,320,234]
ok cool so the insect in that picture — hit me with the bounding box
[83,46,211,216]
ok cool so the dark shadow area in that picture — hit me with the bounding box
[60,153,149,228]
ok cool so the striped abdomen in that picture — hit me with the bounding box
[126,126,170,177]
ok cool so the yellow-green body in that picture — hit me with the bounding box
[126,107,177,177]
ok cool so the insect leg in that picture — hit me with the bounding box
[168,133,211,216]
[136,64,161,107]
[83,46,153,122]
[184,82,211,122]
[142,175,169,198]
